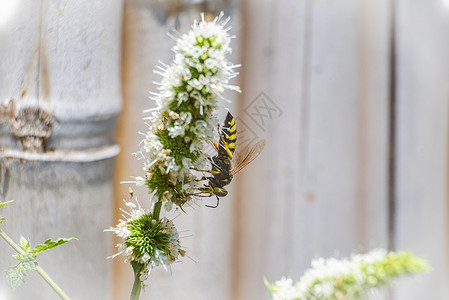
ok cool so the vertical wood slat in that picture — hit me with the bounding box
[301,0,361,258]
[0,0,123,299]
[357,0,391,250]
[394,1,449,298]
[235,0,310,298]
[235,0,391,299]
[0,1,41,107]
[114,5,159,299]
[0,0,123,119]
[39,0,123,120]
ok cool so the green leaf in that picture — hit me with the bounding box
[5,254,37,290]
[263,277,274,295]
[30,237,78,256]
[19,236,31,252]
[0,201,13,224]
[6,265,25,290]
[0,200,13,209]
[20,254,38,271]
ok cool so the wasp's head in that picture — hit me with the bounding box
[213,187,228,197]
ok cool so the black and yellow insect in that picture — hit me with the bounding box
[195,112,266,208]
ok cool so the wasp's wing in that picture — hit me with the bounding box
[231,139,266,176]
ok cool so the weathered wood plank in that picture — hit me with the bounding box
[0,0,123,299]
[113,6,160,299]
[393,1,449,298]
[232,0,283,299]
[356,2,392,298]
[38,0,123,120]
[356,0,390,251]
[0,159,115,300]
[0,1,41,106]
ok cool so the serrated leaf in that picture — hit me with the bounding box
[6,265,26,290]
[20,254,38,271]
[19,236,31,252]
[30,237,78,256]
[5,254,37,290]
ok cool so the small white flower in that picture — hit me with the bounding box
[204,58,217,69]
[141,253,151,264]
[169,111,180,119]
[125,246,134,257]
[167,123,185,137]
[270,278,300,300]
[125,202,136,209]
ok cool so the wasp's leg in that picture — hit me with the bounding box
[194,176,208,182]
[189,186,214,197]
[205,196,220,208]
[191,167,221,175]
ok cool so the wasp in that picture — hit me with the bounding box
[193,112,266,208]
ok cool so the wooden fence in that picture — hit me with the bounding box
[0,0,448,299]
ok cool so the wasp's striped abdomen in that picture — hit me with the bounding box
[218,112,237,160]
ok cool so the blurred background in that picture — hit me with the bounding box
[1,0,448,299]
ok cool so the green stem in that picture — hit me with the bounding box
[0,229,22,253]
[130,263,144,300]
[0,229,70,300]
[35,266,70,300]
[153,201,162,220]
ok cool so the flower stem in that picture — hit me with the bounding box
[130,263,144,300]
[0,229,70,300]
[35,266,70,300]
[153,201,162,220]
[130,277,142,300]
[0,229,22,253]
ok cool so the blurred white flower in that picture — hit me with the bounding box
[266,248,429,300]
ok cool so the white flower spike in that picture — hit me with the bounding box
[134,12,239,209]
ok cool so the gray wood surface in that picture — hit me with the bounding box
[0,0,123,299]
[394,0,449,298]
[0,159,115,300]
